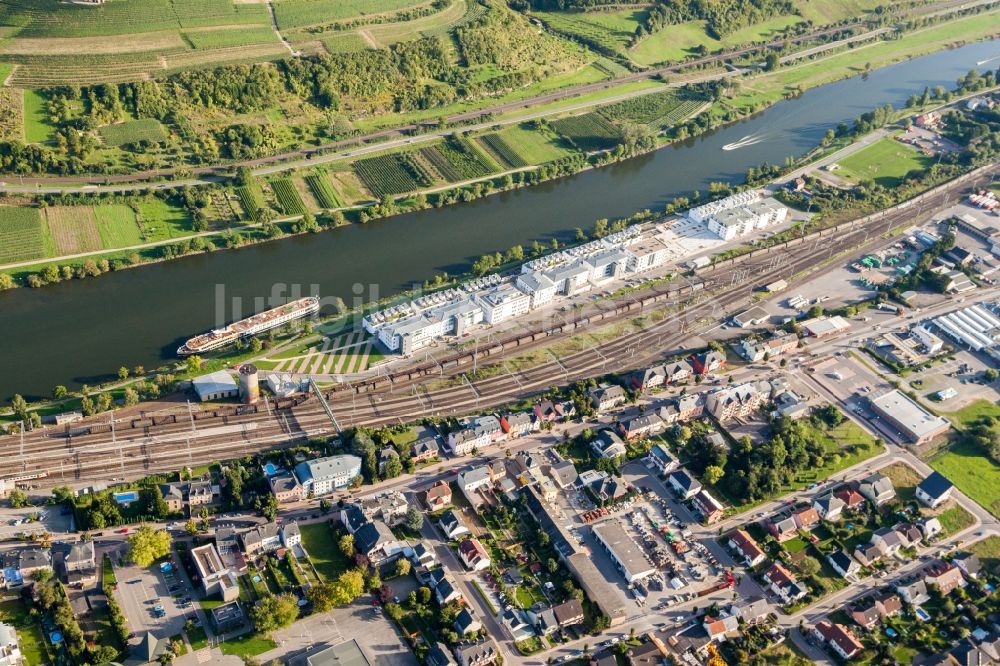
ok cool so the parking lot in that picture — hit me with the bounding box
[113,553,198,643]
[0,504,73,541]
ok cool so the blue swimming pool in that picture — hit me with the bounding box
[915,607,931,621]
[49,631,63,644]
[112,491,137,504]
[263,463,278,476]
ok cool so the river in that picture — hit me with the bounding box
[2,38,999,401]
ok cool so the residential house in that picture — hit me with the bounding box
[812,621,863,660]
[457,466,494,506]
[161,483,185,512]
[590,384,627,413]
[924,562,965,595]
[792,506,820,530]
[341,503,368,535]
[919,517,943,541]
[692,490,724,524]
[874,593,903,619]
[916,471,954,509]
[618,414,664,441]
[439,510,471,540]
[763,563,806,604]
[854,541,887,568]
[425,481,453,511]
[828,551,861,579]
[589,476,630,504]
[591,430,627,459]
[728,530,766,567]
[646,444,677,475]
[850,594,901,629]
[411,436,440,463]
[453,637,499,666]
[813,495,846,522]
[457,539,491,572]
[358,491,409,527]
[870,526,906,557]
[190,543,239,602]
[552,599,584,628]
[454,608,482,636]
[269,474,303,503]
[187,481,213,509]
[0,622,21,666]
[690,350,726,375]
[667,470,702,500]
[632,365,668,391]
[705,381,771,422]
[768,515,799,543]
[895,578,930,605]
[16,549,51,581]
[435,577,463,605]
[500,608,534,641]
[294,455,362,496]
[858,473,895,506]
[528,605,559,636]
[673,394,705,421]
[499,412,537,439]
[734,333,798,362]
[730,597,772,625]
[834,489,866,512]
[547,459,578,489]
[378,447,400,475]
[281,522,301,550]
[626,641,666,665]
[427,643,458,666]
[953,552,982,580]
[448,427,489,457]
[511,452,543,485]
[663,360,693,384]
[240,522,282,559]
[702,613,739,642]
[533,400,559,424]
[355,520,404,565]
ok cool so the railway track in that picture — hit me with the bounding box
[3,162,997,485]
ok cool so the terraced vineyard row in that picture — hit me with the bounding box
[432,138,497,179]
[0,207,46,264]
[353,153,432,197]
[599,89,705,127]
[305,174,343,209]
[419,146,464,182]
[236,184,265,218]
[477,133,528,169]
[550,112,623,151]
[421,0,487,37]
[271,178,307,216]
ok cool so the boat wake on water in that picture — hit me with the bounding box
[977,55,1000,65]
[722,131,769,151]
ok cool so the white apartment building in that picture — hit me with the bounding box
[626,236,670,273]
[706,201,788,241]
[516,272,557,309]
[478,284,532,324]
[294,455,362,495]
[688,190,761,224]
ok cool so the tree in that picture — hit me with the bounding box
[52,385,68,400]
[404,507,424,532]
[306,582,338,612]
[10,394,29,423]
[986,368,999,382]
[704,465,725,486]
[798,556,821,578]
[338,534,355,559]
[8,488,28,508]
[32,569,53,583]
[765,51,780,71]
[249,593,300,632]
[185,520,198,535]
[139,485,170,519]
[394,558,411,578]
[185,355,203,374]
[118,367,129,381]
[125,526,172,568]
[52,486,74,504]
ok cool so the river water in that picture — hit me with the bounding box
[3,38,999,401]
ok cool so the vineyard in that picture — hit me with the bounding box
[272,0,428,30]
[0,207,47,264]
[477,133,528,169]
[599,89,705,128]
[236,183,266,218]
[533,9,645,57]
[271,178,307,216]
[550,112,623,151]
[94,205,143,248]
[433,137,497,180]
[98,119,168,147]
[305,173,344,209]
[0,88,22,142]
[183,27,279,50]
[353,153,432,197]
[44,206,103,255]
[419,146,463,182]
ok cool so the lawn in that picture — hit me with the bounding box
[94,204,144,248]
[0,599,48,666]
[629,15,802,66]
[299,522,352,582]
[881,462,974,535]
[135,199,194,241]
[493,123,571,164]
[943,399,1000,428]
[796,0,887,24]
[218,632,277,657]
[930,439,1000,517]
[23,89,55,144]
[186,624,208,651]
[969,535,1000,573]
[98,118,168,146]
[835,137,932,187]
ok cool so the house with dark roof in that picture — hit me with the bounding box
[590,384,627,413]
[411,436,441,463]
[552,599,584,627]
[858,473,895,506]
[953,552,982,579]
[812,495,846,522]
[439,510,470,540]
[427,642,458,666]
[768,515,799,543]
[454,608,482,636]
[763,563,805,604]
[354,520,403,565]
[453,637,499,666]
[618,414,664,442]
[591,430,627,459]
[916,471,954,508]
[666,470,701,500]
[240,522,282,559]
[435,577,463,605]
[646,444,677,475]
[894,577,930,605]
[690,350,726,375]
[827,550,860,579]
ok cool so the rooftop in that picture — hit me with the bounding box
[870,389,950,440]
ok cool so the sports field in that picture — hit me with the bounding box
[835,137,931,187]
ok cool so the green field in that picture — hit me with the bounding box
[550,112,622,151]
[534,9,646,56]
[218,632,277,658]
[272,0,428,29]
[796,0,888,24]
[477,133,528,168]
[0,599,48,665]
[0,63,12,84]
[835,137,931,187]
[492,123,570,163]
[931,440,1000,517]
[236,183,266,218]
[99,118,168,147]
[23,89,55,144]
[183,27,279,49]
[134,199,193,241]
[969,536,1000,573]
[299,522,352,582]
[353,152,430,197]
[0,206,48,264]
[629,15,803,66]
[95,205,143,248]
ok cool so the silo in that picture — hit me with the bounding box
[239,364,260,404]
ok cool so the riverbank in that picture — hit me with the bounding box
[0,35,998,400]
[2,6,999,290]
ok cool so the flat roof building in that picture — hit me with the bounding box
[192,371,239,402]
[294,455,362,496]
[869,389,950,444]
[592,521,656,583]
[802,316,851,338]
